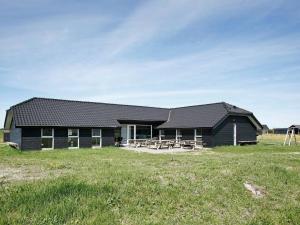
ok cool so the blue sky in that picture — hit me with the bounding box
[1,0,300,128]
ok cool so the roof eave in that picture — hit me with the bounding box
[212,112,262,130]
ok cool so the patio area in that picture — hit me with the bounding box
[119,139,209,154]
[121,146,210,154]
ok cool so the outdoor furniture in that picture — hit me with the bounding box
[146,139,176,150]
[128,139,147,148]
[147,140,162,150]
[180,140,193,149]
[180,140,203,150]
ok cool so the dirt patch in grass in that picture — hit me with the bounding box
[244,181,267,198]
[0,165,69,184]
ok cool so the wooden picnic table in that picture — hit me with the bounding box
[180,140,203,150]
[147,139,176,150]
[128,139,148,148]
[128,139,204,150]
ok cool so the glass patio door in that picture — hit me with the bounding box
[126,124,152,144]
[128,125,136,140]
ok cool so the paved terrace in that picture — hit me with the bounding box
[121,146,210,154]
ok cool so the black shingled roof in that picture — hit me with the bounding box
[10,98,169,128]
[7,97,260,129]
[157,102,253,129]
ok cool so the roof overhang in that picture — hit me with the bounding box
[4,109,13,130]
[213,113,263,131]
[247,115,263,130]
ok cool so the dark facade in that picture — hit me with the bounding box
[18,127,116,150]
[4,98,262,150]
[212,116,256,146]
[273,128,287,134]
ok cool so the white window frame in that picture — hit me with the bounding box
[92,128,102,148]
[194,128,203,141]
[68,128,79,149]
[41,128,54,150]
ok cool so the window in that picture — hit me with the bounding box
[68,129,79,148]
[127,125,152,141]
[136,125,151,139]
[92,128,102,148]
[194,128,202,141]
[41,128,54,149]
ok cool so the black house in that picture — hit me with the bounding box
[4,98,262,150]
[273,128,288,134]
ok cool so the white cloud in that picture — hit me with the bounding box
[101,0,280,56]
[4,34,299,92]
[0,0,299,127]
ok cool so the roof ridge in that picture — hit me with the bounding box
[13,97,170,110]
[10,97,37,109]
[223,102,252,114]
[222,102,230,113]
[167,110,172,122]
[171,101,226,109]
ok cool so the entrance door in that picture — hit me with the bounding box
[233,123,237,146]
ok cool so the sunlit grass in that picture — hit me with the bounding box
[0,129,3,143]
[0,144,300,224]
[258,134,300,145]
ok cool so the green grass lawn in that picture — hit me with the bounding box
[0,144,300,225]
[0,129,3,143]
[258,134,300,145]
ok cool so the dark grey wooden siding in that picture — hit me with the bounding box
[212,116,257,147]
[9,120,22,147]
[202,128,213,147]
[54,128,68,149]
[19,127,116,150]
[236,117,257,142]
[3,132,10,142]
[79,128,92,148]
[102,128,115,146]
[21,127,41,150]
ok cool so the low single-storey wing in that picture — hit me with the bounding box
[4,97,262,150]
[273,128,288,134]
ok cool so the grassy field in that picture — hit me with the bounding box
[258,134,300,145]
[0,129,3,143]
[0,141,300,224]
